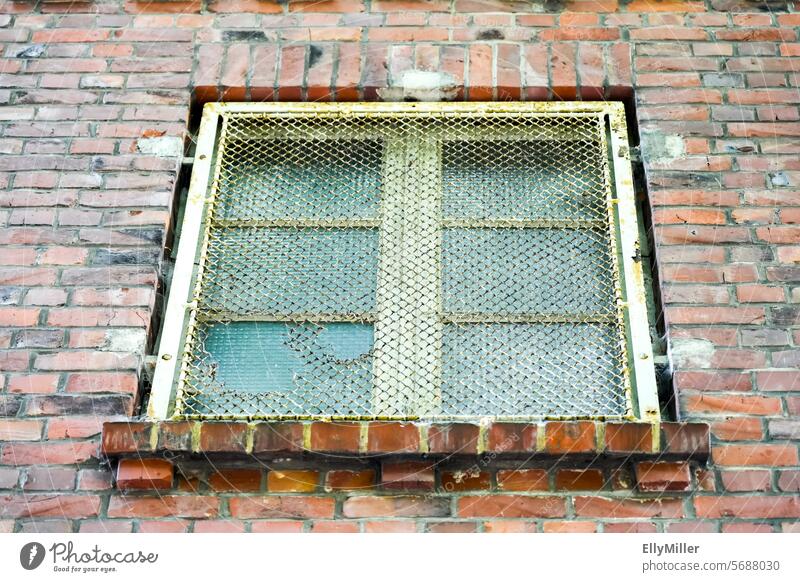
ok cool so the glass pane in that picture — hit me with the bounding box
[442,138,607,222]
[185,321,374,416]
[216,138,383,221]
[441,323,626,417]
[442,227,616,316]
[201,227,378,316]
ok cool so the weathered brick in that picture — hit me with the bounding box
[267,470,319,493]
[635,462,692,492]
[427,423,479,454]
[229,496,334,519]
[108,496,219,519]
[326,469,375,491]
[367,422,419,453]
[381,461,435,491]
[458,495,566,518]
[545,421,596,454]
[115,458,173,490]
[309,422,360,453]
[343,495,450,519]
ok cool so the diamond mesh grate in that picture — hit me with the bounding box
[174,109,633,420]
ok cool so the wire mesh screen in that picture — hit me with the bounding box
[174,109,633,420]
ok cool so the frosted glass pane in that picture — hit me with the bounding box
[442,228,616,316]
[186,322,374,416]
[442,139,607,221]
[217,139,383,220]
[441,323,626,417]
[202,227,378,316]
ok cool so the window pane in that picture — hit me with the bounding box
[185,321,374,416]
[442,137,607,222]
[442,227,616,316]
[441,323,626,417]
[201,227,378,316]
[216,138,383,220]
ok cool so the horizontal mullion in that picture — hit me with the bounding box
[441,313,617,324]
[195,312,376,324]
[227,131,599,142]
[441,218,607,230]
[211,218,380,229]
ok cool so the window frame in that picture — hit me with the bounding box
[147,101,660,423]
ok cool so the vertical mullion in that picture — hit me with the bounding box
[373,130,442,417]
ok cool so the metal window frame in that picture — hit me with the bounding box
[147,101,660,423]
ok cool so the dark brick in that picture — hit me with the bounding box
[252,422,304,453]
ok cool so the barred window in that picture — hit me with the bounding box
[149,102,659,422]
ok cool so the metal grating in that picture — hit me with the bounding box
[169,105,642,421]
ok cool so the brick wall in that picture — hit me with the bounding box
[1,0,799,533]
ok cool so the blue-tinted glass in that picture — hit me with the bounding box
[198,321,373,396]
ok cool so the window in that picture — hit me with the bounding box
[149,102,659,423]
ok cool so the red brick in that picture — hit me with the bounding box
[604,522,658,533]
[544,421,596,454]
[0,495,101,519]
[737,285,786,303]
[661,423,710,456]
[193,520,246,533]
[712,444,798,467]
[721,470,771,492]
[230,496,334,519]
[309,422,360,452]
[342,496,449,518]
[78,469,113,491]
[635,462,691,492]
[115,458,173,490]
[267,470,319,493]
[0,308,39,327]
[457,496,565,519]
[711,417,764,441]
[496,469,549,492]
[605,423,654,453]
[311,520,360,533]
[66,372,138,395]
[381,461,434,491]
[137,520,190,533]
[440,470,491,492]
[0,419,43,441]
[486,422,537,452]
[364,520,418,533]
[683,394,782,415]
[574,496,684,519]
[757,371,800,391]
[101,422,153,454]
[426,521,477,533]
[695,496,800,519]
[251,422,304,453]
[22,467,76,490]
[108,496,219,519]
[555,469,604,491]
[427,423,479,454]
[326,469,375,490]
[208,469,262,492]
[2,441,98,465]
[367,422,419,453]
[250,521,304,533]
[483,520,539,533]
[543,521,597,533]
[198,422,247,453]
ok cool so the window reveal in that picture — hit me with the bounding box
[149,102,659,422]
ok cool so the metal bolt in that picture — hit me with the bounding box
[161,354,172,361]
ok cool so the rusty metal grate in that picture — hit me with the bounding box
[151,103,658,422]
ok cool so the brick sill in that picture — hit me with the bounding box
[102,420,709,460]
